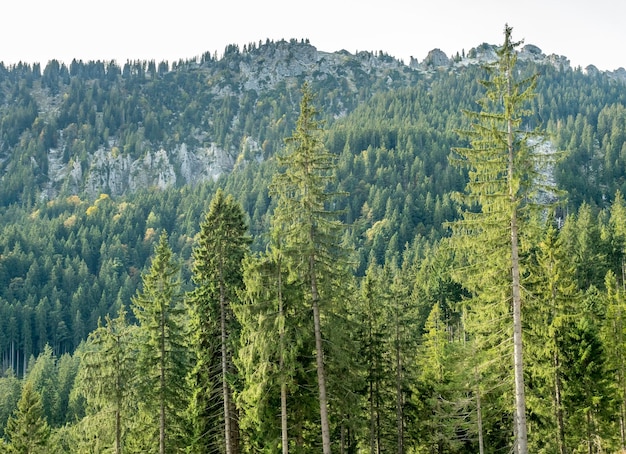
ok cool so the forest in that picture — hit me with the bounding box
[2,27,626,453]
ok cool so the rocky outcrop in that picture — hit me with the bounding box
[609,67,626,83]
[45,143,235,199]
[422,49,450,68]
[415,42,571,72]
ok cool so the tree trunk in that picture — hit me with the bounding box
[475,369,484,454]
[511,171,528,454]
[311,254,331,454]
[396,318,404,454]
[508,71,528,454]
[279,256,289,454]
[220,262,233,454]
[369,368,376,454]
[115,407,121,454]
[619,292,626,451]
[554,348,566,454]
[586,410,593,454]
[160,297,166,454]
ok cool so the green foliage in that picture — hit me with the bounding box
[75,307,135,453]
[448,25,553,453]
[0,370,21,439]
[3,381,51,453]
[1,34,626,454]
[132,232,188,453]
[186,189,250,454]
[268,82,360,453]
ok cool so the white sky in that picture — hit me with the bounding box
[2,0,624,71]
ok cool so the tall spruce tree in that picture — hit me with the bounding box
[449,25,546,454]
[77,307,135,454]
[269,82,352,454]
[235,226,315,453]
[525,222,580,453]
[132,232,188,454]
[187,189,250,454]
[356,262,389,453]
[601,271,626,450]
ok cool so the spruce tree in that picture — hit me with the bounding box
[525,222,580,453]
[449,25,547,454]
[132,232,188,454]
[4,381,50,454]
[356,262,389,453]
[76,307,135,454]
[235,226,316,453]
[269,81,352,454]
[187,189,250,454]
[601,271,626,450]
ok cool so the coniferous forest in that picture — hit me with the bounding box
[2,26,626,453]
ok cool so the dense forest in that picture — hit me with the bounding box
[2,28,626,453]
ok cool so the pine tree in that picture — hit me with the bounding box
[187,189,250,454]
[449,24,548,454]
[132,232,188,454]
[4,381,50,454]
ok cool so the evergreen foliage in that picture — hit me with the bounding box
[3,381,51,453]
[186,189,250,454]
[268,82,357,453]
[131,232,188,454]
[75,307,135,453]
[1,30,626,454]
[448,25,551,453]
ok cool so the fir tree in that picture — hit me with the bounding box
[525,222,580,453]
[76,306,135,454]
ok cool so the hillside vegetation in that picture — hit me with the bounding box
[1,31,626,452]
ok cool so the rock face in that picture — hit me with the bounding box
[610,67,626,83]
[423,49,450,68]
[46,143,236,199]
[415,42,572,72]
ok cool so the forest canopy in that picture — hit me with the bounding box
[1,29,626,453]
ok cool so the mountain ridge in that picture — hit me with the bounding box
[0,37,624,204]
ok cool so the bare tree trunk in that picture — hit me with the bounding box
[475,367,484,454]
[311,254,331,454]
[552,337,567,454]
[508,70,528,454]
[511,168,528,454]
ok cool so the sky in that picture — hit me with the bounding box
[2,0,625,71]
